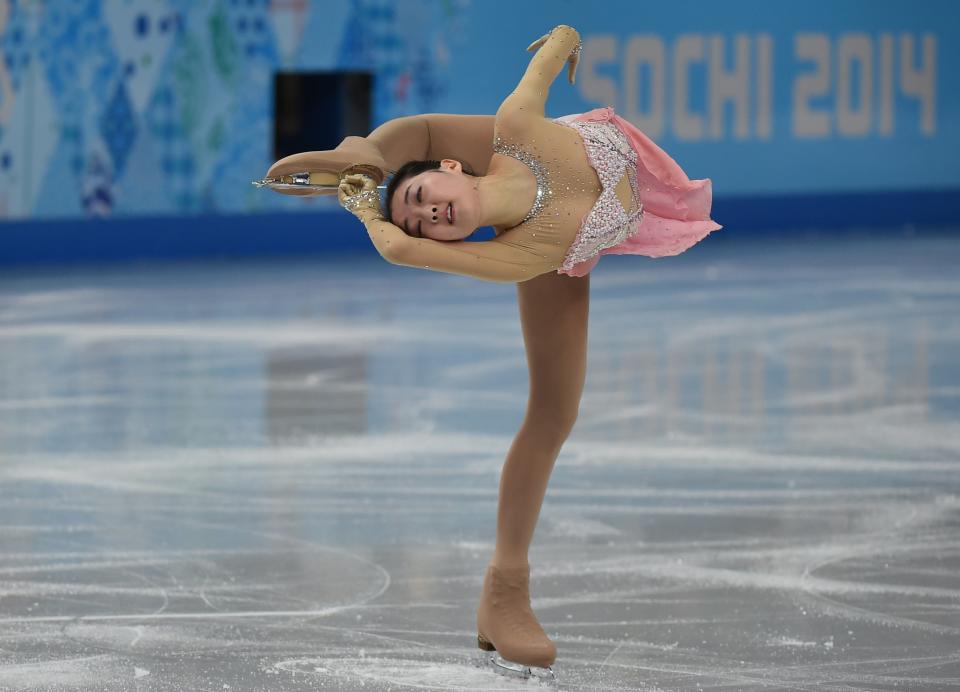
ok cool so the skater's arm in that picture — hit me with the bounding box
[266,114,497,196]
[368,114,497,175]
[352,214,540,284]
[267,120,427,181]
[388,232,541,284]
[497,25,581,121]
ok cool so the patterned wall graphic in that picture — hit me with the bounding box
[1,0,956,225]
[0,0,472,220]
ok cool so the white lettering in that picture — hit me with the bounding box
[879,33,894,136]
[579,36,618,115]
[837,33,872,136]
[624,35,665,137]
[709,34,750,139]
[756,34,773,139]
[674,35,705,140]
[793,33,830,138]
[900,33,936,135]
[577,32,936,141]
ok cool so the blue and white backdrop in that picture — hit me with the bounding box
[0,0,957,260]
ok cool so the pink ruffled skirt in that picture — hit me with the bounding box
[558,107,722,278]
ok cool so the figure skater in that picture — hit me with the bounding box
[263,24,720,681]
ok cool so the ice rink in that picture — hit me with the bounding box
[1,231,958,691]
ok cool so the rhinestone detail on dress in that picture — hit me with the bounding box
[554,119,645,272]
[492,137,553,228]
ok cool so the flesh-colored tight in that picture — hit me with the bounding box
[266,113,590,568]
[498,267,588,568]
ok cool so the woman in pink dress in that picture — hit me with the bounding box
[265,24,720,682]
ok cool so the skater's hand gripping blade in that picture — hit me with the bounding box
[476,650,557,686]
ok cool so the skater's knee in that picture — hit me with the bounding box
[523,404,579,442]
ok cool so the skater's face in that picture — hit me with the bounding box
[389,160,479,241]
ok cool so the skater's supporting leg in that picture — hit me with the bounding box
[492,270,590,568]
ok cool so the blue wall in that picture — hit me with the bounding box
[1,0,957,265]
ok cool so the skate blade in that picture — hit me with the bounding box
[477,650,557,685]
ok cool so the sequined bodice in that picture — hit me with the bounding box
[491,137,553,227]
[554,117,644,271]
[492,118,644,271]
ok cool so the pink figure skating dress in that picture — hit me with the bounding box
[555,108,722,276]
[551,107,721,277]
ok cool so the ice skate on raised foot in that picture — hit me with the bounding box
[476,563,557,684]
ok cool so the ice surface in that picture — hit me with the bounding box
[0,232,958,690]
